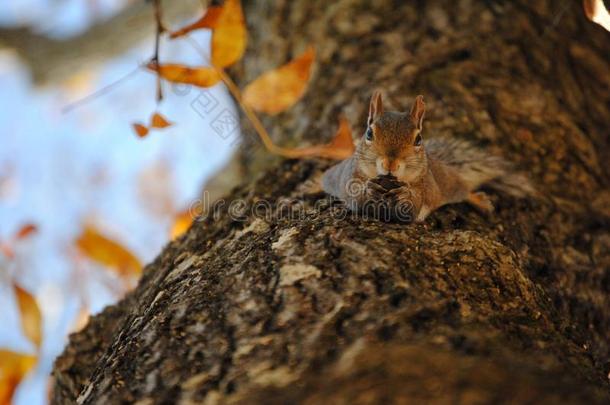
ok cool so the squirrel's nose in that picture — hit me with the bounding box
[383,158,400,173]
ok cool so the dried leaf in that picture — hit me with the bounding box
[170,210,194,240]
[133,123,149,138]
[583,0,610,31]
[169,6,222,38]
[147,63,221,87]
[13,284,42,349]
[15,224,37,240]
[76,225,141,278]
[211,0,247,68]
[0,350,37,405]
[150,113,172,129]
[243,47,315,115]
[323,115,356,158]
[287,115,354,159]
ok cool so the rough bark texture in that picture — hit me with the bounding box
[53,0,610,403]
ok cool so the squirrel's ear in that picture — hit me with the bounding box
[368,91,384,126]
[410,95,425,131]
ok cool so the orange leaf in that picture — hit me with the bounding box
[170,210,194,240]
[133,123,149,138]
[147,63,221,88]
[76,225,141,278]
[324,115,356,158]
[243,47,315,115]
[211,0,247,68]
[0,350,37,405]
[169,6,223,38]
[15,224,37,240]
[13,284,42,349]
[289,115,354,159]
[150,113,172,129]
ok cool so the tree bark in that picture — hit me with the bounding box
[52,0,610,403]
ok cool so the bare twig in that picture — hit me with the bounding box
[62,0,166,113]
[61,65,143,114]
[184,37,349,160]
[152,0,165,103]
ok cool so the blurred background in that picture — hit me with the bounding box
[0,1,236,403]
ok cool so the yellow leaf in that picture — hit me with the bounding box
[13,284,42,349]
[243,47,315,115]
[147,63,221,88]
[211,0,247,68]
[0,350,37,405]
[169,6,223,38]
[170,210,193,240]
[132,123,149,138]
[150,113,172,129]
[76,225,141,278]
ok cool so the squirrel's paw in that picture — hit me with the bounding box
[386,186,414,205]
[467,191,494,214]
[386,186,416,222]
[365,179,388,201]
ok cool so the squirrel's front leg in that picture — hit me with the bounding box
[385,184,422,223]
[364,179,388,202]
[323,158,372,211]
[345,178,389,212]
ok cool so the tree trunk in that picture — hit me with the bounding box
[52,0,610,403]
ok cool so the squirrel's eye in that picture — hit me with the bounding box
[365,127,373,142]
[414,134,422,146]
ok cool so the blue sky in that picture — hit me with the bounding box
[0,1,236,403]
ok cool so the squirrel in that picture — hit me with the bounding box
[322,91,533,222]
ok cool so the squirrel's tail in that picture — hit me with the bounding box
[425,137,535,198]
[485,170,536,198]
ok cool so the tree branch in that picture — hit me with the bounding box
[0,0,202,85]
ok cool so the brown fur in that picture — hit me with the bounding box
[322,93,533,222]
